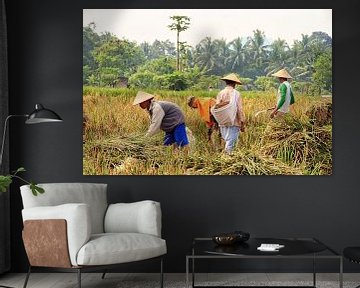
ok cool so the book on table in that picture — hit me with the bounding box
[257,243,285,251]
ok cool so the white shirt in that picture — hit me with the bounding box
[146,101,165,137]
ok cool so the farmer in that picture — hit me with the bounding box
[133,91,189,148]
[270,68,295,118]
[187,96,220,142]
[211,73,245,153]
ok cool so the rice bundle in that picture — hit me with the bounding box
[260,115,332,174]
[187,149,303,175]
[90,134,163,160]
[305,100,332,126]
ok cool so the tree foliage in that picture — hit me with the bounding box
[83,21,332,94]
[254,76,277,91]
[312,51,332,91]
[168,16,191,71]
[93,38,145,85]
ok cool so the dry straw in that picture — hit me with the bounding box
[83,87,332,175]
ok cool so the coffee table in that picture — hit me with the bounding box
[186,237,343,288]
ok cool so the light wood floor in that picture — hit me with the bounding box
[0,273,359,288]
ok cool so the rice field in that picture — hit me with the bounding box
[83,86,332,175]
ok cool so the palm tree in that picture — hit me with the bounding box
[288,40,306,78]
[294,33,329,81]
[213,38,230,75]
[299,34,312,52]
[140,41,152,60]
[168,15,191,71]
[194,37,218,74]
[297,34,314,74]
[265,38,290,75]
[227,37,248,74]
[179,41,192,71]
[290,40,302,65]
[248,29,269,70]
[161,39,176,56]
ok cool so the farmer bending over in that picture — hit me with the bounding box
[133,91,189,149]
[187,96,220,142]
[270,68,295,118]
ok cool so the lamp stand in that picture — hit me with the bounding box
[0,114,28,168]
[0,105,62,288]
[0,115,26,288]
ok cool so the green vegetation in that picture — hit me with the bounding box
[83,19,332,94]
[0,167,44,196]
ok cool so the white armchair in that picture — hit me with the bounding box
[20,183,166,288]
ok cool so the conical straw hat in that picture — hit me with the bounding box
[220,73,242,84]
[271,68,292,79]
[132,91,155,105]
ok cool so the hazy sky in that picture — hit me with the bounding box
[83,9,332,47]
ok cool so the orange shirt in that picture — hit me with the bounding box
[193,98,217,127]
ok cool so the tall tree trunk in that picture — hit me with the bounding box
[176,30,179,71]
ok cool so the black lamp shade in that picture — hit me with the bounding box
[25,104,63,124]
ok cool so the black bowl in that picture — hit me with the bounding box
[233,230,250,242]
[212,234,237,245]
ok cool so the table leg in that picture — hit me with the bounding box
[339,256,343,288]
[186,257,189,288]
[192,257,195,288]
[313,254,316,287]
[192,246,195,288]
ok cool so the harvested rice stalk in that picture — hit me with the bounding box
[306,100,332,126]
[187,149,303,175]
[260,115,332,174]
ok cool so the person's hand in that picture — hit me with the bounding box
[270,111,276,118]
[240,121,245,132]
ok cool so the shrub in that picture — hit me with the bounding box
[254,76,277,91]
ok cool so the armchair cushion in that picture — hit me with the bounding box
[104,200,162,237]
[22,203,91,266]
[20,183,108,234]
[76,233,167,266]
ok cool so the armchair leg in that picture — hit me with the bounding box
[160,257,164,288]
[23,266,31,288]
[101,270,107,279]
[77,268,81,288]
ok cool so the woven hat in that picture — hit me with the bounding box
[220,73,242,84]
[271,68,292,79]
[132,91,155,106]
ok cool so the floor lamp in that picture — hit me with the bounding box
[0,103,62,288]
[0,103,63,167]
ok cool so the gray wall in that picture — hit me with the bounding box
[0,0,10,274]
[5,0,360,273]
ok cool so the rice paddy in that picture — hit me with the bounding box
[83,87,332,175]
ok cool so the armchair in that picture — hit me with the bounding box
[20,183,166,288]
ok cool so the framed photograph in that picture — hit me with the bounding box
[83,9,332,175]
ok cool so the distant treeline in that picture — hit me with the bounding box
[83,22,332,94]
